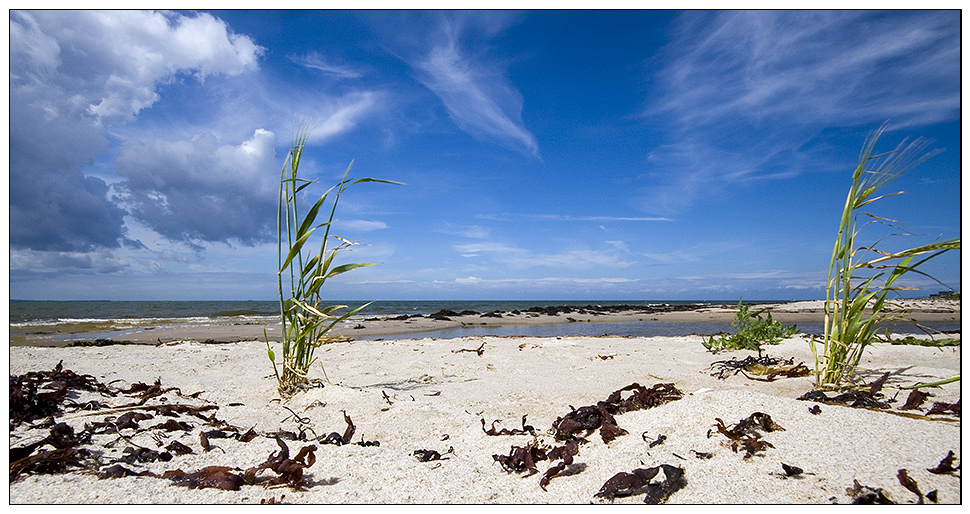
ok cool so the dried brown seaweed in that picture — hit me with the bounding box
[708,412,784,440]
[732,435,774,459]
[707,412,782,459]
[896,469,923,504]
[925,400,960,416]
[709,355,811,382]
[926,450,959,474]
[10,361,115,426]
[594,464,686,503]
[798,389,890,409]
[151,419,194,432]
[10,447,98,481]
[199,431,213,452]
[119,446,171,464]
[781,463,803,477]
[691,450,714,459]
[165,466,246,491]
[115,411,153,430]
[9,422,98,480]
[413,447,453,462]
[318,410,358,446]
[481,415,535,436]
[238,426,259,442]
[539,441,578,491]
[454,342,486,356]
[165,440,194,455]
[846,479,895,504]
[867,372,891,396]
[243,437,317,489]
[99,463,152,479]
[493,444,547,475]
[644,465,686,504]
[899,390,929,411]
[552,382,681,443]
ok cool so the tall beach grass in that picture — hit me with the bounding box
[810,124,960,390]
[267,125,400,396]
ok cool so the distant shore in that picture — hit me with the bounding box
[10,298,960,347]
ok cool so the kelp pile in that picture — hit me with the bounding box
[707,412,784,459]
[487,382,686,502]
[845,451,959,505]
[9,361,377,495]
[552,382,682,443]
[798,371,961,419]
[708,355,810,381]
[594,464,687,504]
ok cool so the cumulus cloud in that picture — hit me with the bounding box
[9,248,130,275]
[112,129,279,245]
[8,10,264,252]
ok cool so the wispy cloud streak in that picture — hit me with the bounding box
[409,14,539,156]
[480,213,673,222]
[639,10,959,215]
[652,10,959,129]
[289,52,363,78]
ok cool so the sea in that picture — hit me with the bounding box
[9,299,960,344]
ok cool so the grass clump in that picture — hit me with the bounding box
[810,124,960,390]
[881,335,960,347]
[703,300,797,358]
[267,124,400,396]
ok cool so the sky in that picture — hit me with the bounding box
[6,9,963,301]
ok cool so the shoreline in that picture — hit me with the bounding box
[10,299,961,347]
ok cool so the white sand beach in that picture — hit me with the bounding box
[8,302,962,504]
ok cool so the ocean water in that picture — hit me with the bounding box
[9,299,959,342]
[7,299,738,341]
[9,299,731,324]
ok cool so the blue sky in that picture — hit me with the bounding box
[7,9,963,301]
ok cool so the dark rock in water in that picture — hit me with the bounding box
[480,311,504,318]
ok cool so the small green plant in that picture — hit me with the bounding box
[881,335,960,347]
[703,299,798,357]
[809,125,960,390]
[267,124,400,396]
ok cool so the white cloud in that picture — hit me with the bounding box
[639,10,959,215]
[8,10,264,254]
[453,242,634,270]
[112,129,280,245]
[410,14,539,157]
[338,220,389,231]
[480,213,673,223]
[15,10,262,124]
[652,11,958,129]
[306,92,379,144]
[289,52,362,78]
